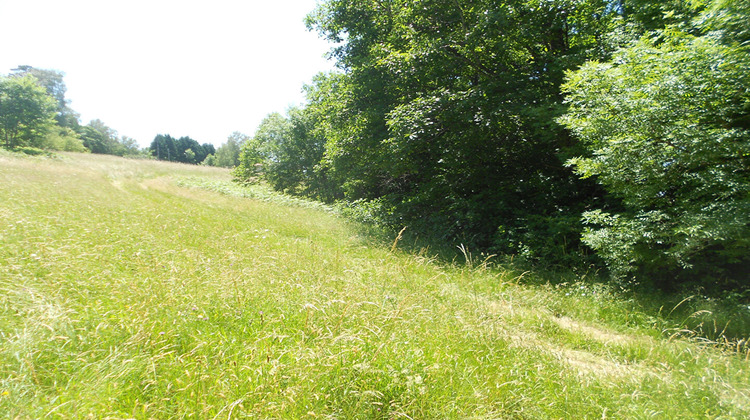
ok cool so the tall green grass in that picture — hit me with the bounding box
[1,151,749,418]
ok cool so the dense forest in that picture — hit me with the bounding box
[2,0,747,293]
[232,0,749,292]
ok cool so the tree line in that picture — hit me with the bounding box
[148,131,246,167]
[234,0,749,292]
[0,66,141,156]
[0,66,245,166]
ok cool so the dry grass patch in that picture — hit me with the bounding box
[553,347,648,381]
[552,316,644,346]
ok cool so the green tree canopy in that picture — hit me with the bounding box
[175,136,205,164]
[559,1,750,286]
[11,66,81,130]
[215,132,247,168]
[232,0,749,288]
[234,113,289,182]
[43,126,86,152]
[0,74,57,149]
[150,134,178,161]
[81,119,121,155]
[301,0,620,258]
[201,143,216,160]
[149,134,209,164]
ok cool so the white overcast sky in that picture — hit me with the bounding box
[0,0,335,147]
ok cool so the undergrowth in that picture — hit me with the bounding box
[186,177,750,354]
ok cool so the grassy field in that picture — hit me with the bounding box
[1,151,749,419]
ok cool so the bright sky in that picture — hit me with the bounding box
[0,0,335,148]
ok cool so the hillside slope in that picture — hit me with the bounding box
[1,152,748,418]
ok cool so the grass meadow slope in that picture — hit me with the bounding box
[1,151,749,419]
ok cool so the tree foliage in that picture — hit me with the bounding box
[150,134,178,161]
[214,132,246,168]
[232,0,749,289]
[0,74,57,149]
[149,134,211,164]
[11,66,81,130]
[43,126,87,152]
[2,67,143,156]
[295,0,624,260]
[81,119,119,154]
[234,105,341,201]
[559,1,750,286]
[235,113,289,182]
[79,119,140,156]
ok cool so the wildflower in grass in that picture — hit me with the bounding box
[1,390,8,396]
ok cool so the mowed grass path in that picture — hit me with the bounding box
[1,152,748,419]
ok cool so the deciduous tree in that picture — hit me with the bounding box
[0,74,56,148]
[304,0,617,259]
[11,66,80,130]
[559,2,750,286]
[81,119,122,155]
[234,113,289,182]
[215,132,246,168]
